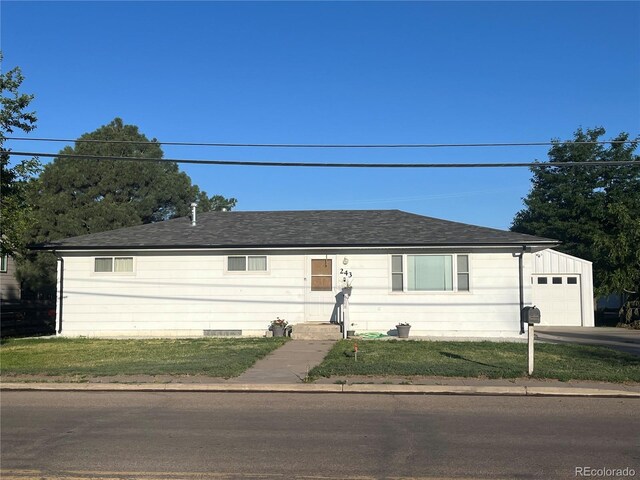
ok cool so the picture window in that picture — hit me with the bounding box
[392,254,469,292]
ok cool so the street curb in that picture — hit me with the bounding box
[1,382,638,397]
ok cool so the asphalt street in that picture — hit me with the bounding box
[2,392,639,480]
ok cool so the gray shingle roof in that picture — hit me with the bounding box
[39,210,558,250]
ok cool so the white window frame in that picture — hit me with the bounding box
[389,254,471,293]
[225,255,269,274]
[0,254,8,273]
[93,256,135,275]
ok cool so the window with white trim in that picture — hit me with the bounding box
[228,255,267,272]
[94,257,134,273]
[1,254,8,273]
[391,255,403,291]
[392,254,470,292]
[457,255,470,291]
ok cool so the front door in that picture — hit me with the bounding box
[304,256,337,322]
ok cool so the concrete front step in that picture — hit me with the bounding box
[291,322,342,340]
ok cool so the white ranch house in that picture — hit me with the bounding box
[40,209,594,339]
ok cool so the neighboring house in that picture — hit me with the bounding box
[0,254,21,302]
[37,209,594,338]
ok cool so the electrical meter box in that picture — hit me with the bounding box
[522,306,541,325]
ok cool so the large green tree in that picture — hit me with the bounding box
[1,54,40,257]
[20,118,236,292]
[512,127,639,296]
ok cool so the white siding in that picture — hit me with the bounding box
[531,249,594,327]
[345,252,529,338]
[59,250,533,339]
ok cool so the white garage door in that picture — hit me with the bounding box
[531,275,582,326]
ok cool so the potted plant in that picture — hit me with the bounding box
[269,317,288,337]
[396,322,411,338]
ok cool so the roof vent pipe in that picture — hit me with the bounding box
[190,203,198,226]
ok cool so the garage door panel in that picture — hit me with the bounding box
[532,275,582,326]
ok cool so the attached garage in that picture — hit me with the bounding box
[531,249,594,327]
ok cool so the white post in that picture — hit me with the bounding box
[528,323,534,375]
[55,257,62,335]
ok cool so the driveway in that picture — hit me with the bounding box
[535,326,640,356]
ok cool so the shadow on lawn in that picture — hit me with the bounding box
[439,351,500,369]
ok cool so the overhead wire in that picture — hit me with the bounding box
[4,136,638,148]
[6,150,639,168]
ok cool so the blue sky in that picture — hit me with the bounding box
[2,1,639,229]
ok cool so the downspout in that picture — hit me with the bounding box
[56,256,64,334]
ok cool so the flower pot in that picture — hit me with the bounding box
[272,325,286,337]
[346,330,356,338]
[396,325,411,338]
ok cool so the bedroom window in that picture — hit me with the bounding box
[392,254,469,292]
[228,255,267,272]
[94,257,134,273]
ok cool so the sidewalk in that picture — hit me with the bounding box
[2,381,638,397]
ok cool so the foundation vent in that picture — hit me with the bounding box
[203,329,242,337]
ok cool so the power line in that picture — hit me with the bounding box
[4,136,638,149]
[7,150,639,168]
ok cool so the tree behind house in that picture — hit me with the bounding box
[511,127,639,297]
[0,54,40,258]
[19,118,237,294]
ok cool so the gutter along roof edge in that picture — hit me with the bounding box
[38,241,560,252]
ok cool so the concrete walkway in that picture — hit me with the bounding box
[228,340,336,384]
[536,327,640,356]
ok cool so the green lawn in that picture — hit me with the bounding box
[0,337,288,378]
[308,340,640,383]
